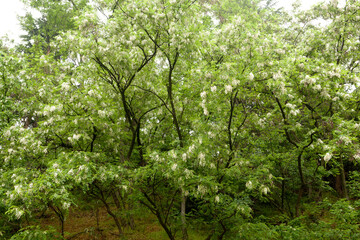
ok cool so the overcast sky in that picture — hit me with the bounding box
[0,0,325,44]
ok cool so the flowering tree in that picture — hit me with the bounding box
[1,0,360,239]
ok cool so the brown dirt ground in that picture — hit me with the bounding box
[37,206,165,240]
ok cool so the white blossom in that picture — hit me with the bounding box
[273,72,283,80]
[14,208,24,219]
[249,72,254,81]
[14,185,22,194]
[324,152,332,162]
[171,163,177,171]
[182,153,187,162]
[286,103,295,109]
[4,130,11,137]
[246,181,253,189]
[290,109,300,116]
[211,86,217,92]
[73,134,81,141]
[275,49,285,54]
[313,84,322,91]
[215,195,220,203]
[353,152,360,160]
[232,79,240,86]
[98,110,107,118]
[188,144,195,153]
[302,75,316,85]
[198,152,206,166]
[340,136,351,145]
[63,202,71,209]
[261,185,270,195]
[225,85,232,94]
[197,185,207,196]
[200,91,207,99]
[61,82,71,91]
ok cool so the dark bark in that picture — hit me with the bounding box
[340,155,349,200]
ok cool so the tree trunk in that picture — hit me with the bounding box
[101,198,123,235]
[181,192,188,240]
[340,156,349,200]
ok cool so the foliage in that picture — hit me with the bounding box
[1,0,360,239]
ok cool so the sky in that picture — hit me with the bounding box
[0,0,326,44]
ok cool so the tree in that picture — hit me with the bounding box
[1,0,360,239]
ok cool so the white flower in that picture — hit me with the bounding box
[321,89,330,99]
[249,72,254,81]
[302,75,316,85]
[286,103,295,109]
[188,144,195,153]
[324,153,332,162]
[130,35,136,42]
[184,169,192,179]
[63,202,71,209]
[198,152,206,166]
[73,134,81,140]
[275,49,285,55]
[15,208,24,219]
[182,153,187,162]
[208,131,215,138]
[313,84,322,91]
[340,136,351,145]
[232,79,240,86]
[98,110,106,118]
[215,195,220,203]
[290,109,300,116]
[273,72,283,80]
[197,185,207,196]
[20,137,27,145]
[258,118,265,128]
[211,86,217,92]
[204,108,209,116]
[225,85,232,94]
[14,185,21,194]
[246,181,253,190]
[171,163,177,171]
[50,106,56,112]
[261,185,270,195]
[4,130,11,137]
[61,82,70,91]
[88,89,95,96]
[68,169,74,176]
[200,91,207,99]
